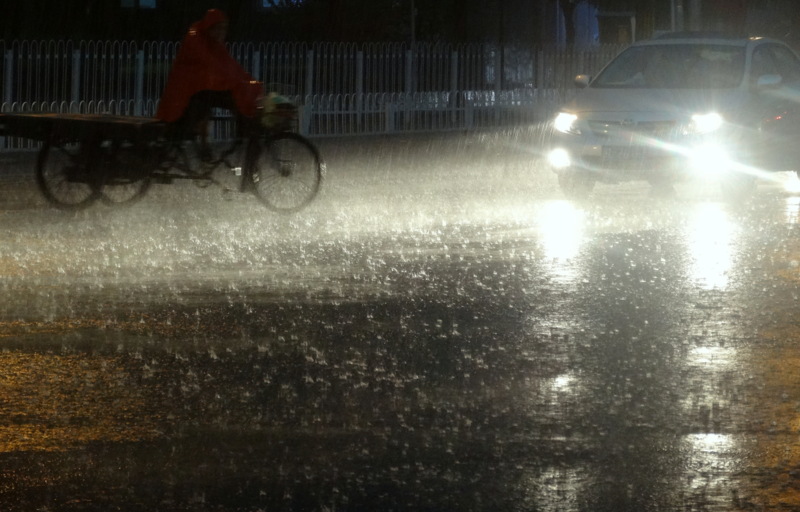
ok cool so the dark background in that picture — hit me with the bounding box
[2,0,797,44]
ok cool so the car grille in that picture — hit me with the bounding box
[599,147,666,168]
[588,120,677,137]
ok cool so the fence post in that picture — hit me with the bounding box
[134,50,144,116]
[404,50,414,130]
[450,51,458,127]
[302,50,314,135]
[252,50,261,81]
[385,101,394,133]
[71,49,81,112]
[494,48,501,124]
[3,50,12,108]
[356,50,363,132]
[297,95,312,137]
[404,49,414,94]
[1,50,10,147]
[304,50,314,97]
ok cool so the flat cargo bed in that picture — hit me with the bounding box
[0,112,167,143]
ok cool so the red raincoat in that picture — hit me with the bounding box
[156,9,262,122]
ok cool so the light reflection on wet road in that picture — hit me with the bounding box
[1,130,800,510]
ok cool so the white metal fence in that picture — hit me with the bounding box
[0,39,624,148]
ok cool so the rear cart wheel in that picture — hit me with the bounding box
[36,142,101,210]
[99,142,153,206]
[245,132,323,212]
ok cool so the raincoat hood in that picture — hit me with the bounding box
[196,9,228,33]
[155,8,262,123]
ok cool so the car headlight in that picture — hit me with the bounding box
[547,148,572,169]
[688,112,724,134]
[554,112,580,134]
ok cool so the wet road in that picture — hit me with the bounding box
[1,129,800,511]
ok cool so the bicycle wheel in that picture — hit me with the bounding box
[36,142,101,210]
[99,142,153,206]
[245,132,323,212]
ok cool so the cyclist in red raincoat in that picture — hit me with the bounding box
[157,9,262,157]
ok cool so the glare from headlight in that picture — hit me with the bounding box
[554,113,579,134]
[690,113,724,134]
[784,172,800,193]
[547,148,572,168]
[689,143,730,173]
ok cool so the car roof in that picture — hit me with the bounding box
[633,32,785,48]
[654,31,744,40]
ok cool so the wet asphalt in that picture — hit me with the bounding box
[1,128,800,511]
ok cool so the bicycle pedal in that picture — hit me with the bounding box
[187,168,212,179]
[194,177,213,189]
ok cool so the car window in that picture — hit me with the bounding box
[593,44,745,89]
[769,45,800,83]
[751,47,779,87]
[750,44,800,87]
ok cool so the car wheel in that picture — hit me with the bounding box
[557,169,595,199]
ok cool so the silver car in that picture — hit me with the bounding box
[547,33,800,199]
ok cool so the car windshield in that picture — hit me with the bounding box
[593,43,745,89]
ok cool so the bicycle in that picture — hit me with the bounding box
[3,99,324,213]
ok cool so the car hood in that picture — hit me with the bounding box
[564,87,743,122]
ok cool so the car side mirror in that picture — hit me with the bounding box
[757,74,783,89]
[574,75,591,88]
